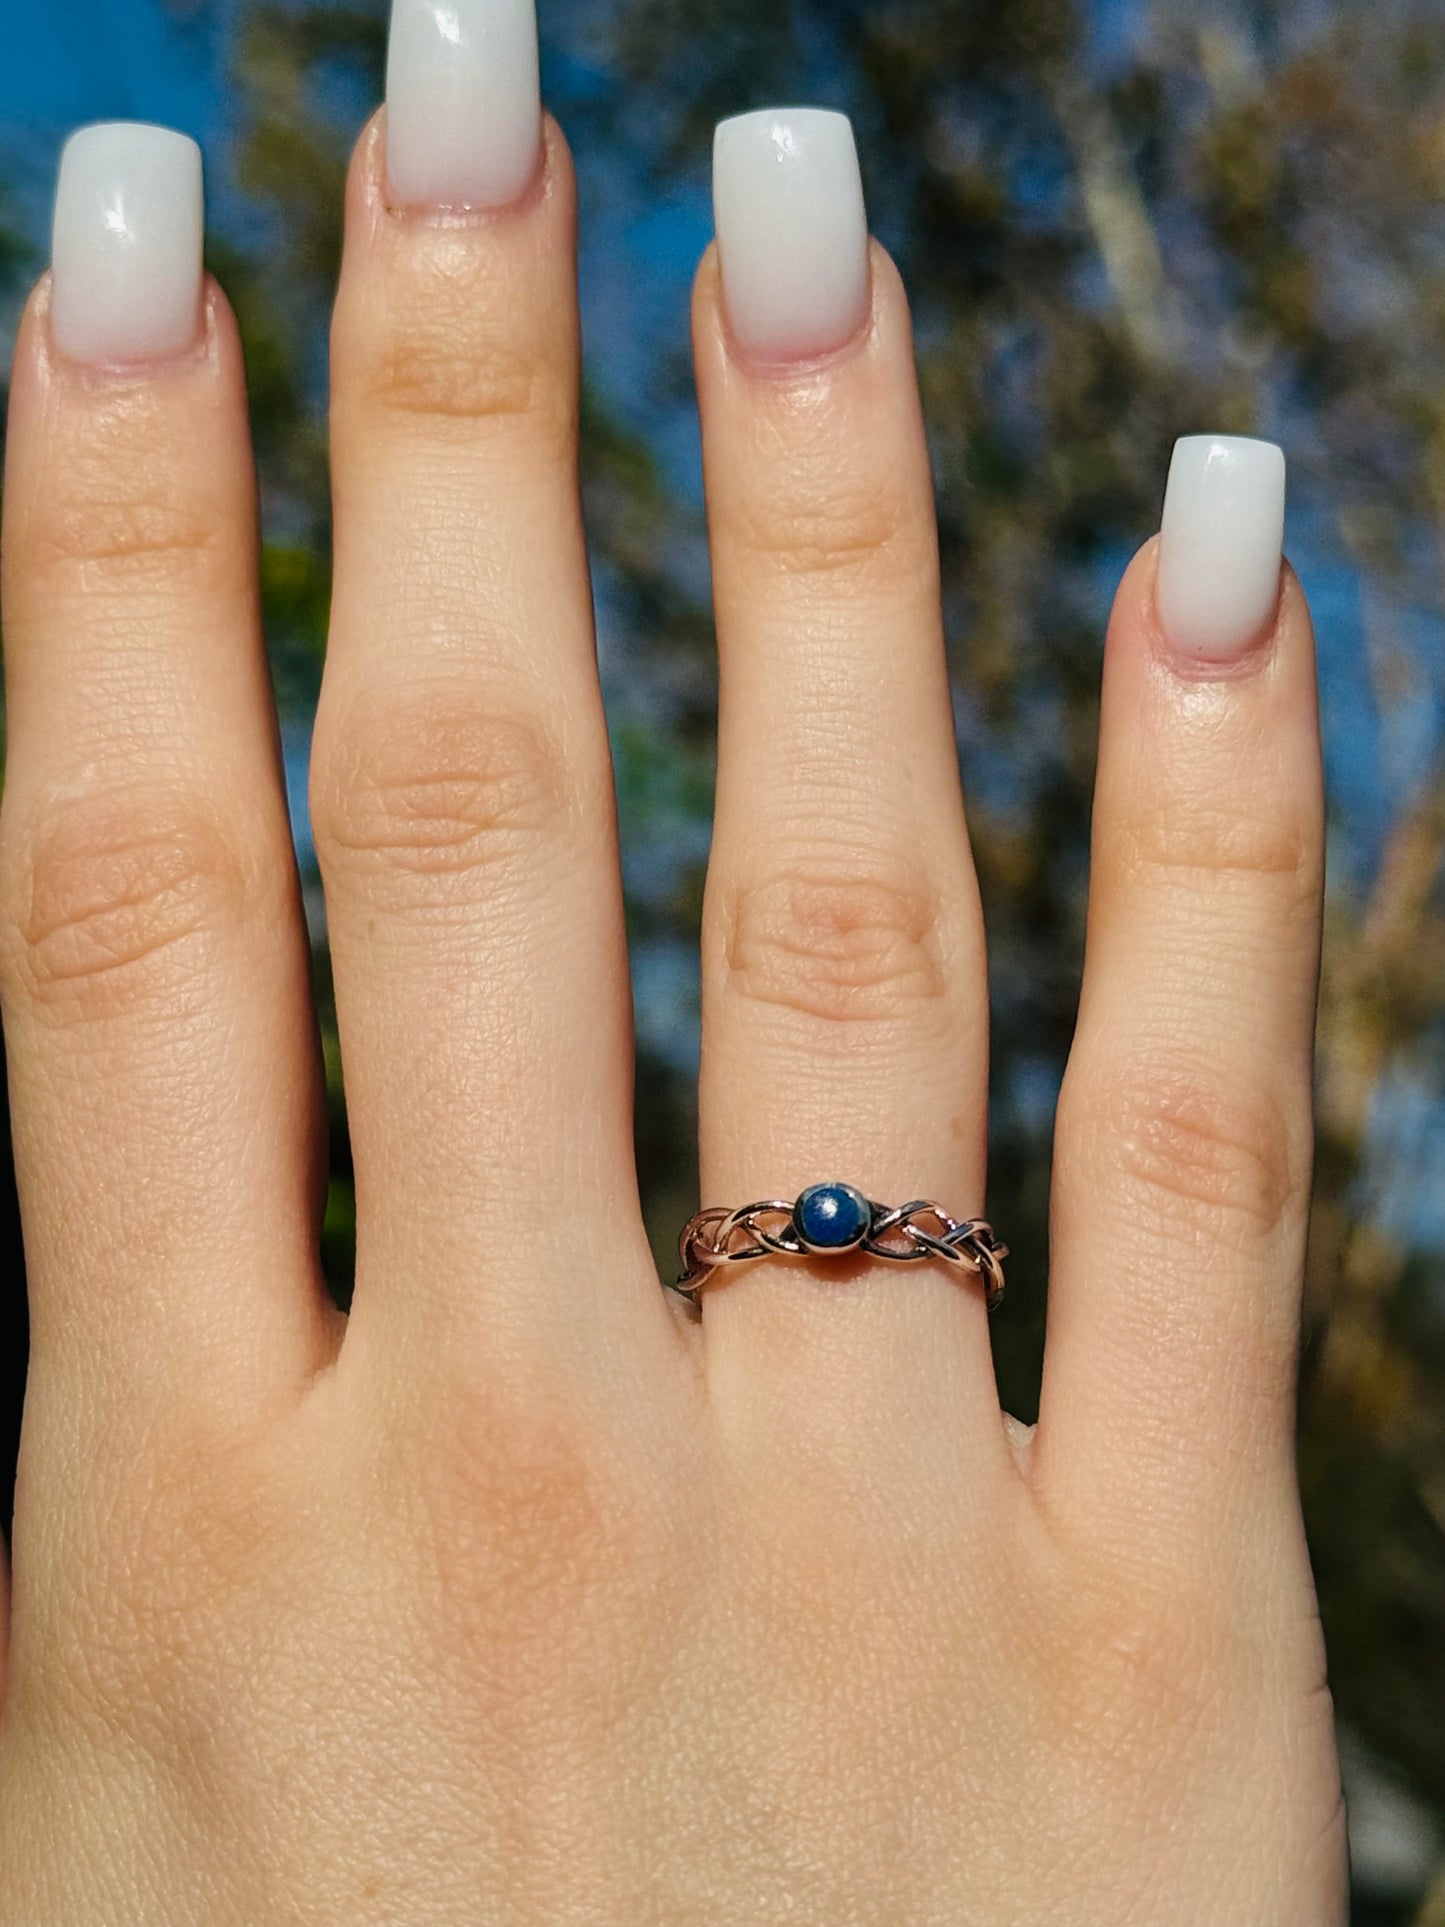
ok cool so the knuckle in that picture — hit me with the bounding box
[108,1445,281,1659]
[732,476,917,583]
[3,786,254,1023]
[15,401,234,594]
[44,1420,303,1758]
[1043,1562,1231,1782]
[1124,794,1319,902]
[1082,1051,1298,1244]
[311,688,582,906]
[390,1368,679,1702]
[371,336,554,432]
[33,496,218,579]
[426,1383,626,1590]
[357,266,572,445]
[722,864,944,1028]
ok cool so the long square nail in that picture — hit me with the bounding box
[386,0,542,210]
[712,108,871,364]
[1157,436,1287,665]
[51,123,205,367]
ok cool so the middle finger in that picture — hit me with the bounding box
[312,51,661,1373]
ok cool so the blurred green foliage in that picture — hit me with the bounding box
[3,0,1445,1917]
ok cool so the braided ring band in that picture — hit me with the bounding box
[668,1183,1008,1314]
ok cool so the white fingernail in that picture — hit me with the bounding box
[1157,436,1287,664]
[713,108,871,363]
[51,123,204,367]
[385,0,542,210]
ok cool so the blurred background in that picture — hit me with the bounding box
[1,0,1444,1916]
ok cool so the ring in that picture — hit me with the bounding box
[668,1182,1008,1313]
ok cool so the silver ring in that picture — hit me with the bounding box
[669,1183,1008,1314]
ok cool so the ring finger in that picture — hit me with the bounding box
[694,113,1006,1478]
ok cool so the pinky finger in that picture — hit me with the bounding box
[1037,438,1324,1542]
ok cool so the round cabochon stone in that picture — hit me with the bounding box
[794,1183,872,1250]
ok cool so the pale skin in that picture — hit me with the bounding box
[0,112,1347,1924]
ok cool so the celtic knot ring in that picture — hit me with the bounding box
[669,1182,1008,1313]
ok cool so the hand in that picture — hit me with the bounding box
[0,46,1345,1927]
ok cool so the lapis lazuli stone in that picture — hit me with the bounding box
[794,1183,872,1251]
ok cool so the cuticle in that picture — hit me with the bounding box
[380,189,536,229]
[46,293,217,385]
[1149,624,1282,686]
[726,295,878,383]
[374,117,551,229]
[1139,539,1282,685]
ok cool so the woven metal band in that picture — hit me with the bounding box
[670,1186,1008,1314]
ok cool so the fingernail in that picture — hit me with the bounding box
[1156,436,1287,665]
[51,123,204,367]
[385,0,542,210]
[713,108,871,364]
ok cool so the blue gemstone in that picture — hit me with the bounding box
[794,1183,872,1251]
